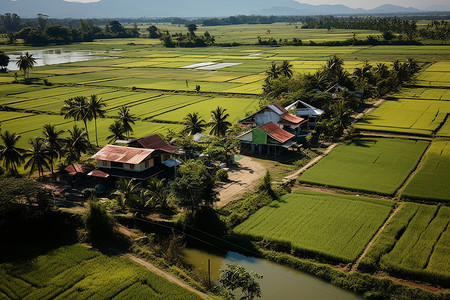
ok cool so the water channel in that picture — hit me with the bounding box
[184,248,361,300]
[6,48,109,71]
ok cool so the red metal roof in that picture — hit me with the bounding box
[280,112,305,125]
[136,134,177,153]
[64,164,91,175]
[258,122,295,144]
[88,170,110,178]
[91,145,154,164]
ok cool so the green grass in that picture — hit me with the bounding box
[355,98,450,136]
[377,204,450,285]
[401,140,450,201]
[234,190,394,263]
[397,87,450,101]
[298,138,429,195]
[0,244,201,300]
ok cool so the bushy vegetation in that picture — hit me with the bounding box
[299,138,429,195]
[0,244,202,299]
[235,190,394,263]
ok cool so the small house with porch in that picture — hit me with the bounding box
[284,100,324,131]
[89,144,177,181]
[236,122,298,157]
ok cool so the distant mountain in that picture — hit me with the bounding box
[0,0,431,18]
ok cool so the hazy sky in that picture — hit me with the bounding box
[294,0,449,9]
[63,0,449,9]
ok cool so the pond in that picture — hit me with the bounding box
[184,248,362,300]
[6,49,109,71]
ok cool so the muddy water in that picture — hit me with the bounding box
[184,248,362,300]
[6,49,108,71]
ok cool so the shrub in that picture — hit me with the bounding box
[216,169,228,182]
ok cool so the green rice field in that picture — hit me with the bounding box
[0,244,201,299]
[375,204,450,285]
[234,190,394,263]
[401,140,450,201]
[355,98,450,136]
[298,138,429,195]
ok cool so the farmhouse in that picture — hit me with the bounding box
[236,122,297,157]
[284,100,324,130]
[89,144,178,180]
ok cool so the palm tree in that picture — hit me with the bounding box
[87,94,107,147]
[61,96,91,142]
[0,130,25,173]
[106,120,126,143]
[209,107,232,137]
[266,62,281,80]
[63,125,90,164]
[23,137,51,179]
[183,112,206,135]
[280,60,294,78]
[147,177,169,212]
[42,124,65,175]
[374,63,389,79]
[117,106,136,138]
[16,52,36,80]
[353,61,373,84]
[114,178,140,210]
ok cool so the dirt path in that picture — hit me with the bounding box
[215,156,266,208]
[282,143,339,184]
[125,254,211,300]
[350,203,404,272]
[358,131,433,141]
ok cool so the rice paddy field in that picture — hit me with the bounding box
[234,190,394,263]
[401,140,450,201]
[298,138,429,195]
[361,203,450,286]
[0,244,201,299]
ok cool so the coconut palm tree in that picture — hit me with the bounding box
[209,107,232,137]
[373,63,390,79]
[63,125,90,164]
[16,52,36,80]
[353,61,373,84]
[106,120,126,143]
[42,124,65,175]
[147,177,169,212]
[114,178,140,210]
[23,137,51,179]
[87,94,107,147]
[0,130,25,173]
[61,96,91,142]
[183,112,206,135]
[280,60,293,78]
[266,62,282,80]
[117,106,136,138]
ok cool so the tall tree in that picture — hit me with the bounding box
[0,51,9,71]
[42,124,65,175]
[60,96,91,142]
[280,60,293,78]
[63,125,90,164]
[209,107,231,137]
[186,24,197,36]
[87,94,106,147]
[117,106,136,138]
[266,62,281,80]
[23,137,50,179]
[0,131,25,173]
[16,52,36,80]
[183,112,206,135]
[106,120,126,143]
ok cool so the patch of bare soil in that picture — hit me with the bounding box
[374,272,449,293]
[215,156,266,208]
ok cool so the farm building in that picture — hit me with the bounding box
[284,100,324,130]
[325,83,362,98]
[236,122,298,157]
[57,163,92,186]
[89,144,179,181]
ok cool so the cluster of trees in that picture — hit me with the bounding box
[301,16,449,42]
[159,24,215,48]
[0,124,89,179]
[263,56,420,139]
[1,13,139,46]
